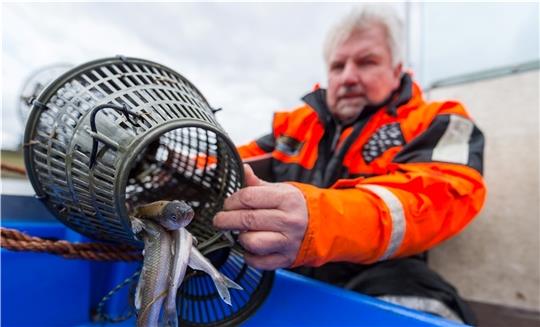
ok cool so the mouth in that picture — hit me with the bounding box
[338,91,366,100]
[338,94,366,104]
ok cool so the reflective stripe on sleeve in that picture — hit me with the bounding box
[360,184,406,260]
[431,114,474,165]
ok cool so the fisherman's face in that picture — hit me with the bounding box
[326,23,402,124]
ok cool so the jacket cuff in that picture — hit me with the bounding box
[287,182,389,267]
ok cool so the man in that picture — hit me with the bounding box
[213,6,485,324]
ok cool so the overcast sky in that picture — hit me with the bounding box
[2,2,538,150]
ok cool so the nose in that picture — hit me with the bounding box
[341,62,360,85]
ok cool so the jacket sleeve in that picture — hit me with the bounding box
[237,111,290,159]
[290,105,487,267]
[237,135,275,159]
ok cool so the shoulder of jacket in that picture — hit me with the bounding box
[279,103,317,117]
[398,99,471,140]
[273,104,318,126]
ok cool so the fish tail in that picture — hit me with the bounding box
[214,277,233,306]
[161,307,179,327]
[213,274,243,306]
[223,275,243,290]
[161,295,178,327]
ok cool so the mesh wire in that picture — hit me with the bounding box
[178,250,274,326]
[24,57,241,246]
[24,57,274,325]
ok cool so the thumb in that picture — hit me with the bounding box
[243,164,268,187]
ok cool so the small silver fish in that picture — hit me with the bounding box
[162,228,193,327]
[131,218,173,327]
[134,200,195,231]
[134,200,195,327]
[132,199,243,327]
[188,245,244,306]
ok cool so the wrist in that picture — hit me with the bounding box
[286,182,387,267]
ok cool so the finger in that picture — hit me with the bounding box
[223,185,287,210]
[243,164,268,187]
[237,231,288,256]
[244,252,292,270]
[213,209,287,232]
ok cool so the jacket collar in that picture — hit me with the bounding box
[301,73,417,127]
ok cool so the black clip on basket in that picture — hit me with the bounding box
[23,56,274,326]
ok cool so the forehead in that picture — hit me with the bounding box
[329,24,391,61]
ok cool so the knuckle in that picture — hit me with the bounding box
[241,210,257,230]
[239,233,262,254]
[281,214,303,230]
[292,217,307,231]
[238,189,256,207]
[283,184,301,199]
[275,234,290,251]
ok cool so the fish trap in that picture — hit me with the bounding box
[23,56,273,326]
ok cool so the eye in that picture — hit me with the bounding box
[362,60,377,66]
[329,61,344,72]
[171,215,177,221]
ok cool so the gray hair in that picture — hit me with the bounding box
[323,5,404,67]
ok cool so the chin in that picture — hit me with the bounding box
[337,104,364,119]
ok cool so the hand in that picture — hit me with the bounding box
[213,164,308,270]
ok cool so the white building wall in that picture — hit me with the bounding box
[427,69,539,310]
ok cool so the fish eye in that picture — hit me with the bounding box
[171,215,176,221]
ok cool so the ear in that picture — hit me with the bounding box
[392,62,403,89]
[393,62,403,79]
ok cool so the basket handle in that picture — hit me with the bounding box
[88,103,141,169]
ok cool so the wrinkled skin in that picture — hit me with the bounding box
[213,165,308,270]
[326,23,402,124]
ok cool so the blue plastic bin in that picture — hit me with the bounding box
[1,194,465,326]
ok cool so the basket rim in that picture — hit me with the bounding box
[22,56,244,244]
[116,119,245,242]
[24,56,212,200]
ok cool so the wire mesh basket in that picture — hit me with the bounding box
[23,56,273,325]
[18,63,73,128]
[23,56,240,245]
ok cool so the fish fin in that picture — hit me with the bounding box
[130,216,144,235]
[215,278,233,306]
[215,274,243,306]
[161,307,179,327]
[187,248,242,305]
[161,286,179,326]
[170,237,176,257]
[187,248,208,272]
[134,269,145,311]
[223,275,244,290]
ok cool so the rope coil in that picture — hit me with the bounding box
[1,162,27,176]
[1,227,142,261]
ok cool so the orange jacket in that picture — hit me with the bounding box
[237,74,486,267]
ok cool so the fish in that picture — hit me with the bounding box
[162,227,193,327]
[188,245,244,306]
[131,217,173,327]
[132,199,243,327]
[134,200,195,231]
[133,200,195,327]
